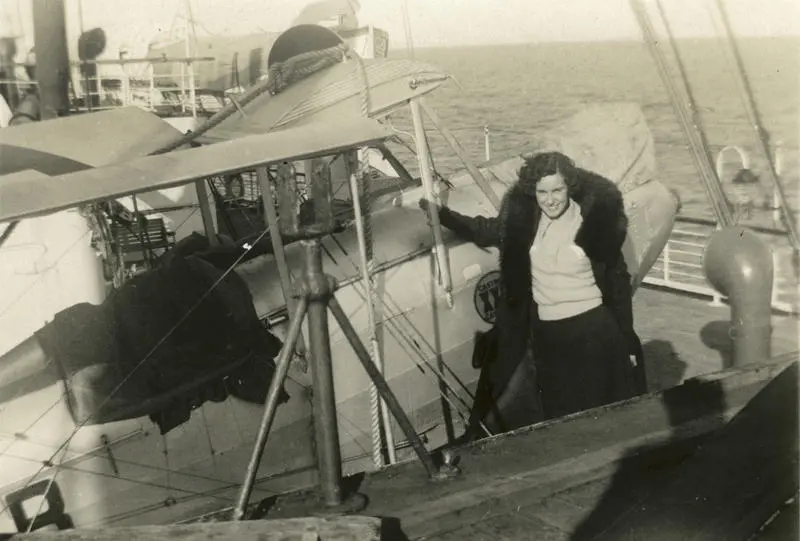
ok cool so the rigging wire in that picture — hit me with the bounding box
[0,392,378,512]
[25,441,70,533]
[322,235,475,401]
[629,0,732,226]
[0,229,93,324]
[654,0,723,199]
[709,0,799,249]
[322,234,483,430]
[0,395,63,458]
[402,0,415,60]
[3,448,244,507]
[0,429,269,491]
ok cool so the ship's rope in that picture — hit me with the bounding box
[340,48,397,468]
[151,42,349,156]
[349,162,394,468]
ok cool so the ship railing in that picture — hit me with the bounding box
[68,56,218,117]
[642,216,798,314]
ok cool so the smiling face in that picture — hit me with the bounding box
[535,171,569,218]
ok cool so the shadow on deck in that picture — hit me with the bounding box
[252,352,796,540]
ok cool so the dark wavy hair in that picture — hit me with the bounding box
[517,151,580,198]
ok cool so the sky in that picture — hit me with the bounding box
[1,0,797,59]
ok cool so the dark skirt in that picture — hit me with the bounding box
[533,304,636,419]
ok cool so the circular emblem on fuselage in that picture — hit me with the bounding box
[473,270,501,324]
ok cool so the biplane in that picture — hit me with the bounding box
[0,24,680,532]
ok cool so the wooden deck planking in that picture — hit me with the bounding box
[633,286,798,389]
[412,364,798,540]
[261,356,794,540]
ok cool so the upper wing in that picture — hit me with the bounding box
[0,117,390,223]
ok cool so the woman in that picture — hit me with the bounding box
[421,151,643,433]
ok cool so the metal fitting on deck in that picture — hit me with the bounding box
[703,226,774,366]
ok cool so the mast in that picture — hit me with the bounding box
[31,0,70,119]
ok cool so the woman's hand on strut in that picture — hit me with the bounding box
[418,198,439,226]
[418,198,434,213]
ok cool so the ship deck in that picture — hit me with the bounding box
[9,278,798,541]
[255,286,799,540]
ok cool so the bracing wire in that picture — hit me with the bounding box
[25,442,70,533]
[0,426,287,498]
[322,234,485,433]
[3,448,245,508]
[0,395,63,458]
[0,229,93,322]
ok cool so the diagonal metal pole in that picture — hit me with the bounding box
[258,165,310,370]
[419,98,501,211]
[328,296,444,480]
[233,295,309,521]
[410,97,454,308]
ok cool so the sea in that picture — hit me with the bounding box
[383,37,799,222]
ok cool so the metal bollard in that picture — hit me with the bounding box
[703,226,773,366]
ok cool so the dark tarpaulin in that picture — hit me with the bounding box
[35,254,286,434]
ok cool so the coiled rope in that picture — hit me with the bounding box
[341,47,398,467]
[151,43,350,155]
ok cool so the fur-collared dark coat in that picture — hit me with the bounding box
[439,168,643,394]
